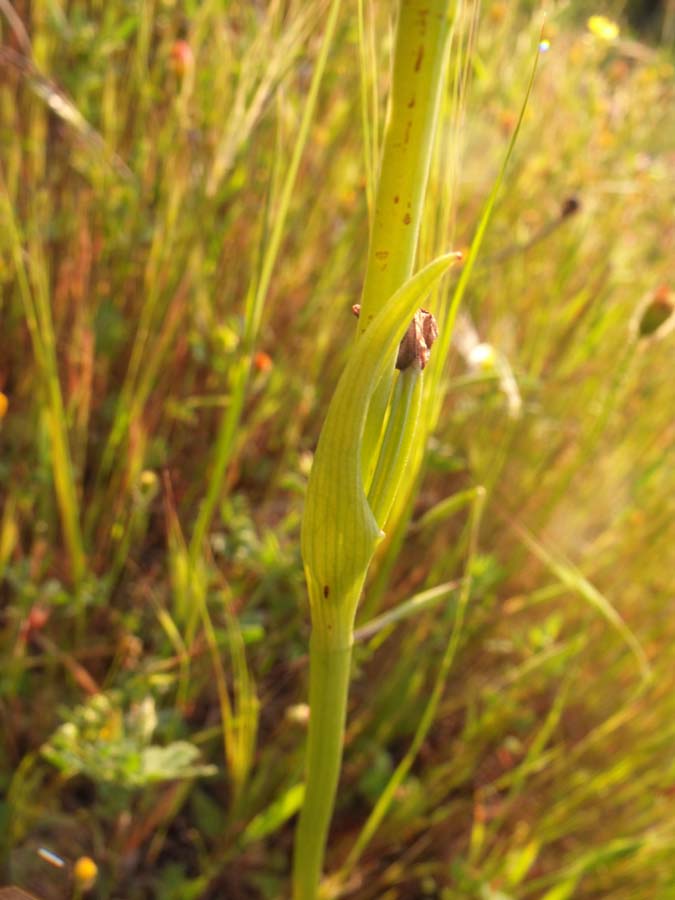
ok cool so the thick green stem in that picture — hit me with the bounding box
[293,4,454,897]
[293,628,353,900]
[359,1,452,327]
[359,0,453,474]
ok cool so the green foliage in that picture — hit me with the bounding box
[301,256,455,626]
[1,1,675,898]
[41,694,216,794]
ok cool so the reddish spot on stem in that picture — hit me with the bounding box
[323,585,330,598]
[414,45,424,72]
[394,195,399,204]
[408,97,415,108]
[375,250,389,262]
[403,213,411,225]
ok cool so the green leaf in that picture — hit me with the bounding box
[504,839,540,887]
[241,782,305,845]
[301,255,456,629]
[539,879,581,900]
[140,742,217,783]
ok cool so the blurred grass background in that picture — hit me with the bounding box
[1,1,675,898]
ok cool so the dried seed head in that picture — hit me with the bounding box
[561,194,581,218]
[634,285,675,341]
[170,40,194,77]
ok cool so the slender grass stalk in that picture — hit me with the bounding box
[168,4,344,793]
[93,172,187,489]
[1,183,86,586]
[353,579,460,643]
[165,491,259,804]
[340,486,485,879]
[86,3,317,539]
[189,0,343,562]
[204,0,317,197]
[500,511,649,681]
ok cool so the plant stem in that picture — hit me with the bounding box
[359,0,453,479]
[1,183,86,587]
[293,4,454,897]
[358,1,453,327]
[341,487,485,877]
[293,627,353,900]
[367,367,423,526]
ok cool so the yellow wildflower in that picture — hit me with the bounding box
[587,15,619,42]
[73,856,99,891]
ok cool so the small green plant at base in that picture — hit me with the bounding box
[41,693,216,803]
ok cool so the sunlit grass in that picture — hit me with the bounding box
[1,1,674,898]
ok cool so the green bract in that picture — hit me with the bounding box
[301,254,455,639]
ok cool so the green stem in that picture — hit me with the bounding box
[367,367,423,528]
[293,4,454,896]
[359,0,453,479]
[341,487,485,878]
[1,184,86,587]
[358,0,452,327]
[293,627,354,900]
